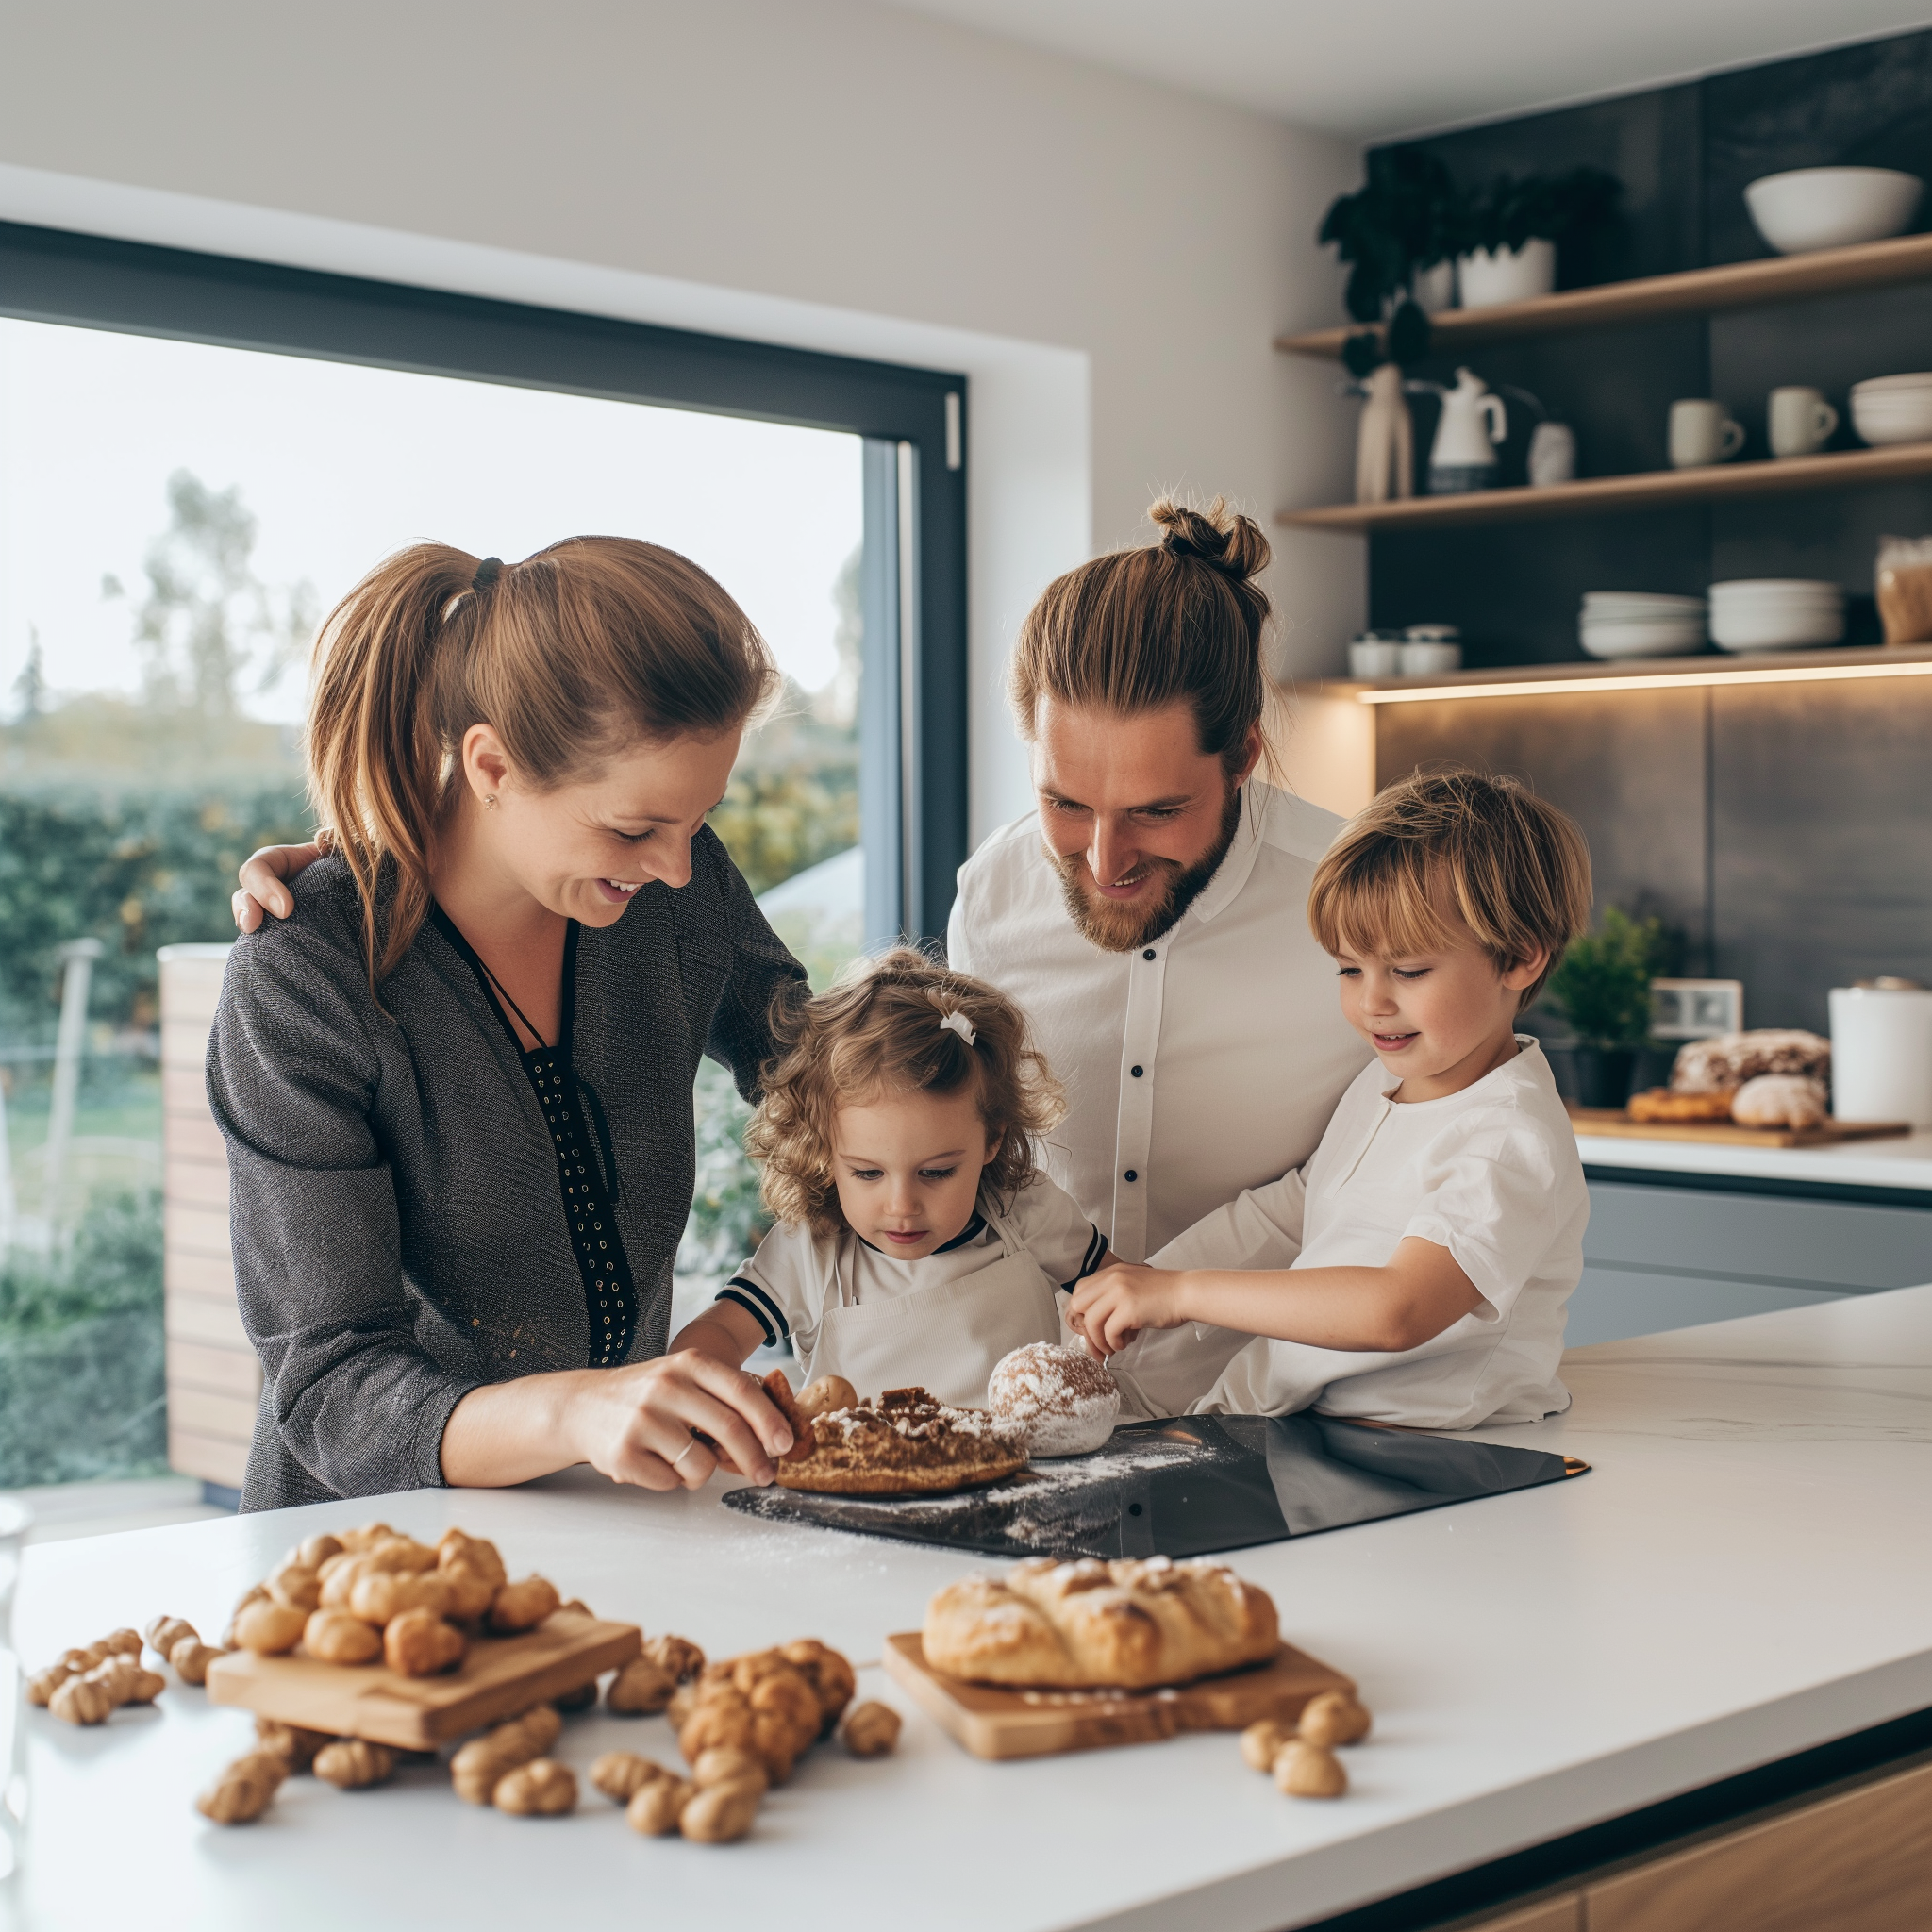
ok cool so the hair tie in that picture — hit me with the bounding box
[473,557,503,591]
[937,1009,977,1048]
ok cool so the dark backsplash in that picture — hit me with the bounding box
[1362,29,1932,1036]
[1375,674,1932,1035]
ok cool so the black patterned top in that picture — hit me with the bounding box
[431,912,638,1369]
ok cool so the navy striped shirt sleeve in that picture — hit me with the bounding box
[716,1275,789,1345]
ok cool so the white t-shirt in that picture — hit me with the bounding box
[1117,1041,1586,1429]
[718,1176,1107,1364]
[947,783,1372,1262]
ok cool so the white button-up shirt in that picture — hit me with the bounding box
[947,782,1373,1263]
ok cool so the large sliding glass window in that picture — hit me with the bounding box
[0,221,965,1494]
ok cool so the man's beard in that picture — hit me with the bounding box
[1051,782,1245,954]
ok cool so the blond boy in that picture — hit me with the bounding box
[1071,770,1593,1429]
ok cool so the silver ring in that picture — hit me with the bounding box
[672,1439,703,1471]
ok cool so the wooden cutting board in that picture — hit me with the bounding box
[881,1632,1354,1761]
[1568,1107,1911,1149]
[205,1610,640,1750]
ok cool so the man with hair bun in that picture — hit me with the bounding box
[949,497,1370,1409]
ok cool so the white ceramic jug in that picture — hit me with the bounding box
[1428,369,1507,493]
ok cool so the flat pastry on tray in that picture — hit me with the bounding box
[774,1385,1028,1496]
[923,1556,1279,1690]
[1626,1088,1738,1123]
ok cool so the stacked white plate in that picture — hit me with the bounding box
[1578,591,1707,658]
[1850,373,1932,447]
[1708,579,1844,651]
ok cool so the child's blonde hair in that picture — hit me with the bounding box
[1308,769,1591,1008]
[746,949,1065,1235]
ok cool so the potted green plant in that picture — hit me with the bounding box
[1458,166,1622,308]
[1319,148,1463,324]
[1543,906,1665,1108]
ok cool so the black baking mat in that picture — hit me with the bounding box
[720,1414,1582,1559]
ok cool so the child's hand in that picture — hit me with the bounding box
[1068,1263,1188,1357]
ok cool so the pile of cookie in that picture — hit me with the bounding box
[26,1626,166,1725]
[33,1519,902,1844]
[585,1639,900,1843]
[197,1627,898,1844]
[225,1522,554,1675]
[1239,1690,1373,1800]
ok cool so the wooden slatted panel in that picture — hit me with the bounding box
[158,944,256,1491]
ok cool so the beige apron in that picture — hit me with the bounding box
[798,1207,1064,1408]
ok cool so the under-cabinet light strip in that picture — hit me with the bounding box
[1357,659,1932,704]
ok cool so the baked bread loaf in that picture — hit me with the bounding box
[923,1556,1278,1690]
[1627,1088,1737,1123]
[776,1386,1026,1496]
[988,1343,1119,1456]
[1672,1030,1829,1094]
[1730,1074,1829,1130]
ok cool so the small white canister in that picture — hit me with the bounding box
[1829,981,1932,1126]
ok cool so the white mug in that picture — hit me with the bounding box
[1769,386,1840,458]
[1527,421,1576,487]
[1669,399,1745,468]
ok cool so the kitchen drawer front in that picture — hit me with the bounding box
[1584,1755,1932,1932]
[1566,1266,1840,1347]
[1585,1181,1932,1292]
[1459,1898,1581,1932]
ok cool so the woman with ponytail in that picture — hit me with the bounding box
[208,537,806,1507]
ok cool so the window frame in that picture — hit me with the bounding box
[0,217,969,941]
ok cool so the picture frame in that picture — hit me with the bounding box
[1650,978,1744,1041]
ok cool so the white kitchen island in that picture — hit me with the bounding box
[10,1287,1932,1932]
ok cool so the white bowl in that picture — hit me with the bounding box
[1850,372,1932,391]
[1711,608,1847,651]
[1580,622,1706,659]
[1709,578,1842,599]
[1853,400,1932,446]
[1745,167,1924,255]
[1582,591,1706,612]
[1707,586,1844,604]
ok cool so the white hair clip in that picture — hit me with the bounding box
[938,1008,977,1047]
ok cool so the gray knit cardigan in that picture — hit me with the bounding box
[206,833,804,1510]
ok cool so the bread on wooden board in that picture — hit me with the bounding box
[923,1556,1278,1690]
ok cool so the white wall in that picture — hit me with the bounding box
[0,0,1364,838]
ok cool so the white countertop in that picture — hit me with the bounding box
[1577,1125,1932,1191]
[12,1287,1932,1932]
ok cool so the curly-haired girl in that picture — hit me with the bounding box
[670,950,1110,1406]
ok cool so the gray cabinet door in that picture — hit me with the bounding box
[1571,1180,1932,1347]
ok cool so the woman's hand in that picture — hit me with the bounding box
[1067,1262,1191,1357]
[440,1351,794,1491]
[232,833,331,933]
[564,1350,796,1491]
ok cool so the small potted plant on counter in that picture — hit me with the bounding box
[1457,166,1623,308]
[1544,906,1666,1108]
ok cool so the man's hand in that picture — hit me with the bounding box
[232,834,331,934]
[1067,1261,1190,1357]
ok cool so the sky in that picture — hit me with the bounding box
[0,318,864,724]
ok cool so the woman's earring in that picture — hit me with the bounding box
[484,795,498,809]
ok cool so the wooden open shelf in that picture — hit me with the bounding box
[1276,441,1932,532]
[1274,230,1932,359]
[1290,643,1932,701]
